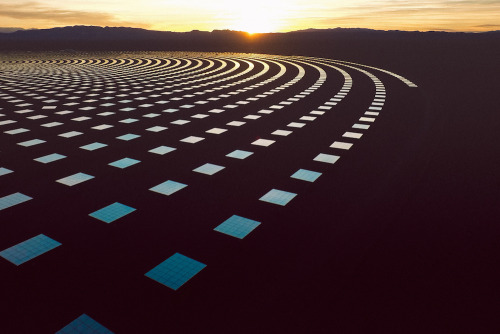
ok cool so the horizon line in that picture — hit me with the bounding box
[1,25,499,35]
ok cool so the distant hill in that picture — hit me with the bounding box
[0,25,499,56]
[0,27,25,33]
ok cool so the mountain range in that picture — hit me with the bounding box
[0,25,499,52]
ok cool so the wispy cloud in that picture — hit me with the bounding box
[287,0,500,31]
[0,1,149,28]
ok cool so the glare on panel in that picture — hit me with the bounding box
[149,180,187,196]
[226,150,253,160]
[313,153,340,164]
[57,173,94,186]
[259,189,297,206]
[149,146,176,155]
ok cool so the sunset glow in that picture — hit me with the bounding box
[221,0,293,33]
[0,0,499,33]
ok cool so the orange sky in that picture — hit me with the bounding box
[1,0,499,33]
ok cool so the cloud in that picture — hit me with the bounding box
[291,0,500,32]
[474,24,500,28]
[0,1,149,28]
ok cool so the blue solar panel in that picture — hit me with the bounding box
[57,173,94,186]
[18,139,45,147]
[260,189,297,206]
[214,215,261,239]
[0,192,32,211]
[148,146,176,155]
[56,314,114,334]
[145,253,206,290]
[89,202,136,223]
[193,163,225,175]
[291,169,322,182]
[226,150,253,160]
[80,142,108,151]
[34,153,66,164]
[116,133,140,141]
[5,128,29,135]
[108,158,140,169]
[0,167,13,176]
[0,234,61,266]
[149,180,187,196]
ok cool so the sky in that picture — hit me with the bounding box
[0,0,499,33]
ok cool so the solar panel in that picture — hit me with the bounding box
[180,136,204,144]
[330,141,353,150]
[149,180,187,196]
[193,163,225,175]
[244,115,261,120]
[272,130,292,136]
[300,116,316,121]
[145,253,206,290]
[59,131,82,138]
[291,169,322,182]
[214,215,261,239]
[0,192,32,211]
[226,150,253,159]
[92,124,113,130]
[313,153,340,164]
[116,134,140,141]
[105,155,140,169]
[287,122,305,128]
[227,121,245,127]
[259,189,297,206]
[89,202,136,223]
[0,234,61,266]
[171,120,190,125]
[206,128,227,134]
[147,126,167,132]
[192,114,209,119]
[252,139,275,147]
[34,153,66,164]
[149,146,176,155]
[4,128,29,135]
[120,118,138,124]
[352,123,370,130]
[56,314,114,334]
[343,132,363,139]
[41,122,63,127]
[18,139,45,147]
[208,109,224,113]
[0,167,13,176]
[57,173,94,186]
[80,142,107,151]
[72,116,91,121]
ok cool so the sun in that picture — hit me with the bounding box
[221,0,292,33]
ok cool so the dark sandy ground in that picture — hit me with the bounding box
[0,34,499,334]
